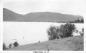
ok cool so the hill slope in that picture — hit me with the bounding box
[3,8,83,22]
[3,8,24,21]
[6,36,84,51]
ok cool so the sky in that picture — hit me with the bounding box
[3,0,86,16]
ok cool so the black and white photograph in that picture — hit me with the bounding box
[3,0,85,51]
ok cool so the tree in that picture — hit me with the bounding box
[47,26,64,40]
[47,23,75,40]
[70,18,84,23]
[47,26,57,40]
[60,23,75,38]
[80,19,84,23]
[13,41,19,47]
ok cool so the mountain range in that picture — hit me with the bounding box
[3,8,83,22]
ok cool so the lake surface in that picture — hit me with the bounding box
[3,22,84,47]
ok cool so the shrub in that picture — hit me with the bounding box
[13,41,19,47]
[9,44,12,48]
[80,28,84,36]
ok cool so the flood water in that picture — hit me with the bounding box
[3,22,84,47]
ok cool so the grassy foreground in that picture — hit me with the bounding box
[6,36,84,51]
